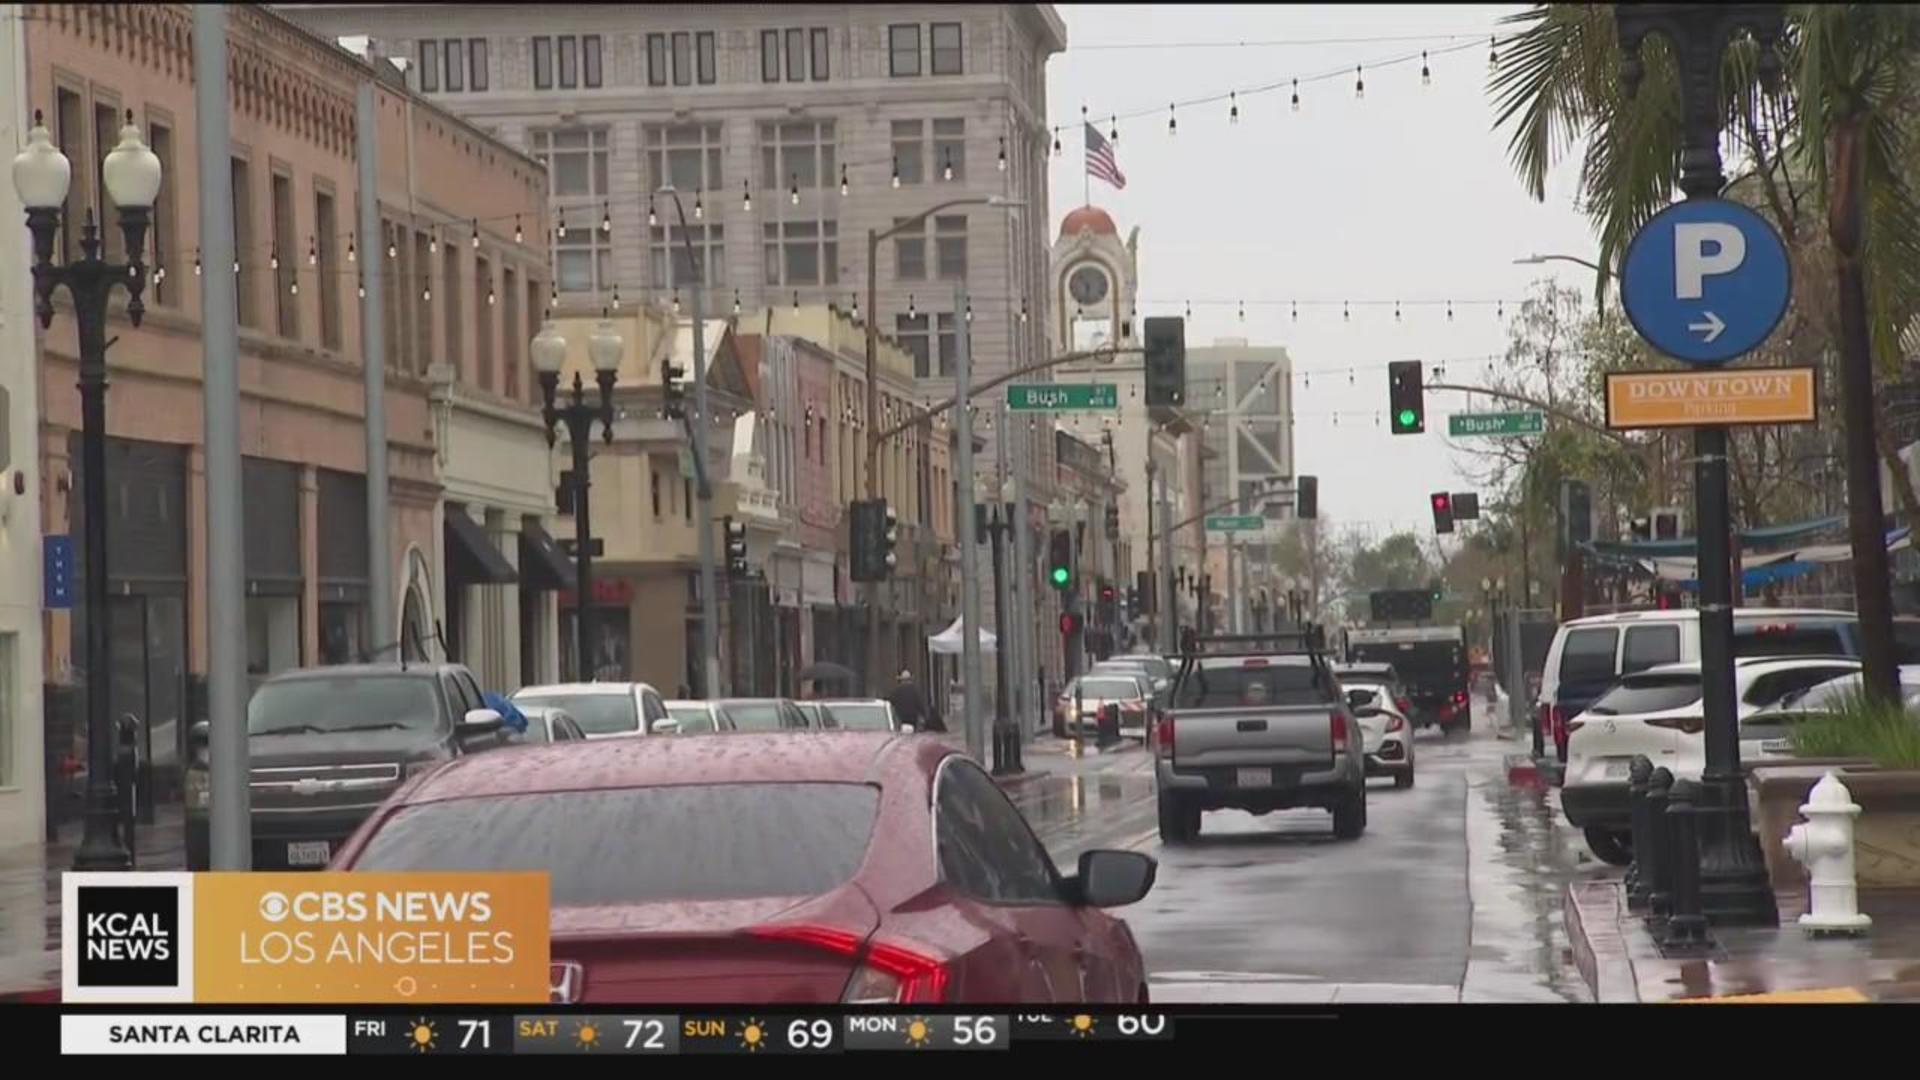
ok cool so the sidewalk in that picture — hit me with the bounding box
[995,732,1147,791]
[1566,877,1920,1002]
[0,808,186,999]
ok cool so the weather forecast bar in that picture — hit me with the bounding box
[61,1014,348,1055]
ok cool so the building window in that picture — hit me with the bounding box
[54,88,85,264]
[414,231,433,371]
[646,122,723,193]
[697,32,716,84]
[231,157,256,328]
[763,27,827,82]
[762,220,837,286]
[931,22,963,76]
[935,313,957,376]
[759,120,835,192]
[651,469,662,518]
[419,40,440,91]
[935,215,967,280]
[93,103,122,262]
[443,38,464,91]
[785,28,805,83]
[555,227,613,294]
[811,28,830,81]
[474,255,492,391]
[583,34,602,88]
[558,35,578,89]
[526,277,542,393]
[469,39,489,91]
[889,24,921,76]
[316,189,341,349]
[533,36,552,89]
[897,314,930,376]
[531,127,611,199]
[271,172,298,339]
[650,224,724,288]
[893,217,926,281]
[890,120,924,185]
[646,34,667,87]
[502,265,520,399]
[147,120,176,306]
[383,219,403,369]
[933,117,965,182]
[672,31,692,86]
[760,30,780,82]
[683,478,693,522]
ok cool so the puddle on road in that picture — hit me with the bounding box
[1468,774,1591,1002]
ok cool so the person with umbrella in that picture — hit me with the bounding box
[889,669,942,733]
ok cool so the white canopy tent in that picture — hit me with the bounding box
[928,616,997,655]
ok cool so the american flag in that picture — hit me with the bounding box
[1085,122,1126,190]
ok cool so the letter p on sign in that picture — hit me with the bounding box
[1674,222,1746,300]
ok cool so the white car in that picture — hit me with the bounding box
[512,681,675,739]
[1344,680,1415,788]
[507,705,587,745]
[1561,656,1862,865]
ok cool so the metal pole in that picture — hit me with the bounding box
[356,79,392,658]
[570,415,594,679]
[955,284,984,761]
[689,257,721,696]
[1159,466,1177,654]
[864,228,882,696]
[198,6,249,871]
[1145,459,1157,648]
[1011,430,1034,734]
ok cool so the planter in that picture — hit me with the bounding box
[1752,761,1920,891]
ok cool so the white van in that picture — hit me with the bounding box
[1535,608,1865,761]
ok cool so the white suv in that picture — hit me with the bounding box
[1561,655,1861,865]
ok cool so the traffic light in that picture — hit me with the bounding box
[1136,569,1155,615]
[849,499,897,581]
[1451,492,1479,520]
[1296,475,1318,520]
[1430,491,1455,534]
[1430,578,1444,604]
[723,516,748,577]
[1047,529,1074,591]
[1653,507,1682,540]
[1105,503,1121,540]
[1563,480,1592,546]
[881,503,899,574]
[1388,360,1425,434]
[1099,580,1116,605]
[1059,611,1083,636]
[661,360,687,420]
[1143,316,1187,407]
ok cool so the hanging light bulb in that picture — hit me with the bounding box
[1355,65,1365,99]
[471,219,481,248]
[693,188,704,220]
[194,249,202,276]
[792,291,800,312]
[423,281,432,302]
[1497,300,1505,320]
[232,258,240,275]
[514,215,524,243]
[269,247,280,271]
[600,201,611,235]
[851,293,860,320]
[941,149,953,182]
[1184,300,1192,320]
[347,232,358,263]
[997,136,1007,172]
[1489,35,1499,70]
[965,300,973,323]
[307,235,317,266]
[1109,116,1119,143]
[429,228,440,254]
[907,294,917,319]
[672,290,681,315]
[789,174,800,205]
[356,275,365,299]
[549,281,558,308]
[1167,103,1177,135]
[1343,301,1350,322]
[1421,51,1432,86]
[1019,299,1028,323]
[289,277,299,296]
[840,163,849,196]
[555,211,567,240]
[387,236,398,259]
[1229,91,1239,124]
[1291,78,1301,112]
[1237,300,1245,322]
[892,155,902,188]
[1447,300,1455,322]
[646,196,658,227]
[733,289,742,316]
[1290,301,1298,322]
[1394,301,1402,322]
[1051,130,1061,155]
[741,179,752,213]
[487,284,496,307]
[611,285,621,311]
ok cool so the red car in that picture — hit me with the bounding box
[333,732,1157,1003]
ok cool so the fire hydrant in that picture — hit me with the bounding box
[1783,771,1872,935]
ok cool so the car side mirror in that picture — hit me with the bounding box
[1070,849,1157,908]
[649,717,680,735]
[460,707,504,735]
[900,723,917,734]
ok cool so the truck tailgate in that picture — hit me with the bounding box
[1171,706,1334,768]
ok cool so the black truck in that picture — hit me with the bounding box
[1344,625,1471,733]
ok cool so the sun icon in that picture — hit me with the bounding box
[408,1017,438,1053]
[738,1018,767,1052]
[573,1020,600,1050]
[904,1017,932,1048]
[1070,1014,1097,1038]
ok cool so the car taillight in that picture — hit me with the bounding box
[1541,703,1568,741]
[1647,715,1707,735]
[1330,711,1348,753]
[748,925,949,1004]
[1453,690,1468,705]
[1396,697,1413,715]
[1154,716,1176,756]
[1385,714,1406,733]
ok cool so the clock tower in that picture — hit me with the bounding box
[1049,205,1139,356]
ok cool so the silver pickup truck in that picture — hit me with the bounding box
[1153,636,1375,844]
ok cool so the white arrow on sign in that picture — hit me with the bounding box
[1688,311,1726,343]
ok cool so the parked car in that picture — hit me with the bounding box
[1743,666,1920,756]
[185,663,509,871]
[1155,639,1371,844]
[334,733,1157,1003]
[1536,608,1865,762]
[1561,655,1865,865]
[798,698,904,732]
[512,681,674,739]
[1105,655,1176,698]
[665,698,811,733]
[509,706,588,745]
[1058,674,1158,739]
[1341,680,1416,789]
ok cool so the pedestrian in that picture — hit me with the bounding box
[889,668,942,733]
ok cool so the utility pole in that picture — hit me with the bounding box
[954,283,984,762]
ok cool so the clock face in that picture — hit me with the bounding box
[1068,265,1110,306]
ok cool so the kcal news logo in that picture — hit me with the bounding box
[62,872,197,1003]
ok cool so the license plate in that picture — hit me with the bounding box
[1604,760,1633,778]
[286,841,331,866]
[1235,767,1271,788]
[1759,739,1791,755]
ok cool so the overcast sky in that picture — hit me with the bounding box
[1046,4,1600,541]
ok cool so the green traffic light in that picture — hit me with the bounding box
[1051,567,1071,587]
[1397,408,1418,429]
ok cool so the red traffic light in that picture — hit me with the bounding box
[1100,584,1116,602]
[1431,492,1452,513]
[1059,613,1082,635]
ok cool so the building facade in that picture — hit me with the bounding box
[1188,339,1296,633]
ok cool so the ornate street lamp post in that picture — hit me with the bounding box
[14,111,161,871]
[532,319,623,681]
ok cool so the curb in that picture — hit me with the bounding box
[1563,879,1642,1003]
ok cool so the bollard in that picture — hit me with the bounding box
[1625,755,1655,910]
[1644,767,1675,927]
[1785,771,1872,935]
[114,714,140,868]
[1659,779,1714,953]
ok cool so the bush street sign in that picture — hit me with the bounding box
[1448,411,1545,437]
[1620,198,1791,365]
[1204,515,1264,532]
[1006,384,1119,411]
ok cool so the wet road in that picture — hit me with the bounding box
[1008,704,1596,1003]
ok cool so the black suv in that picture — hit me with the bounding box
[185,663,510,870]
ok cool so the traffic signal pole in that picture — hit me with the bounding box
[953,284,986,763]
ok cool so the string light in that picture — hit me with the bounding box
[851,294,860,320]
[487,283,496,306]
[1237,300,1245,321]
[742,179,752,213]
[1394,300,1402,321]
[356,275,365,299]
[792,291,800,312]
[550,281,558,309]
[269,247,279,271]
[1019,299,1028,323]
[672,290,681,315]
[1229,91,1240,124]
[600,202,611,235]
[693,188,704,220]
[611,285,621,311]
[306,236,317,266]
[1292,78,1301,111]
[1343,301,1350,322]
[1355,65,1365,98]
[555,212,565,240]
[965,300,973,323]
[1110,116,1119,143]
[789,174,800,205]
[289,277,298,296]
[892,155,903,188]
[733,289,742,316]
[387,237,398,260]
[1167,102,1177,135]
[422,281,432,302]
[1447,300,1454,321]
[840,164,849,196]
[1184,300,1192,320]
[997,137,1007,172]
[429,228,439,254]
[1489,34,1499,69]
[193,249,202,276]
[1421,51,1432,85]
[647,197,658,227]
[1290,301,1298,322]
[908,294,917,319]
[1051,131,1061,155]
[471,219,481,248]
[346,233,355,262]
[942,150,953,182]
[514,216,523,244]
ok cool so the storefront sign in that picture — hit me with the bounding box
[1604,367,1816,429]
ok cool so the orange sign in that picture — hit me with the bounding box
[193,872,550,1004]
[1605,367,1817,429]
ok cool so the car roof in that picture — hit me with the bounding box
[1337,662,1397,672]
[1641,656,1862,677]
[515,682,654,696]
[401,732,932,802]
[264,663,454,682]
[817,698,890,705]
[664,699,715,710]
[1559,607,1855,630]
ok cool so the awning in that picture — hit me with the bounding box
[445,508,517,585]
[518,521,574,592]
[1588,514,1846,559]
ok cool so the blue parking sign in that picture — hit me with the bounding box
[44,534,74,609]
[1620,198,1792,366]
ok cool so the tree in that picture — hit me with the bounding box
[1490,3,1920,701]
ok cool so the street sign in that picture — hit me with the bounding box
[43,534,73,610]
[1006,383,1119,411]
[1604,367,1817,429]
[1448,411,1545,437]
[1620,198,1792,365]
[1204,514,1264,532]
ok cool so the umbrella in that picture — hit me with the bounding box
[798,661,858,689]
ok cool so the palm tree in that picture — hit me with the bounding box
[1490,3,1920,701]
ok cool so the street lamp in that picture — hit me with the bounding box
[980,474,1020,774]
[533,318,622,681]
[15,110,160,871]
[1512,253,1606,274]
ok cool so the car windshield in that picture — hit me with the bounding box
[1077,678,1143,700]
[248,675,441,735]
[1588,675,1703,716]
[1174,658,1327,709]
[666,704,719,733]
[825,703,892,731]
[513,692,637,737]
[723,702,787,732]
[351,783,881,904]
